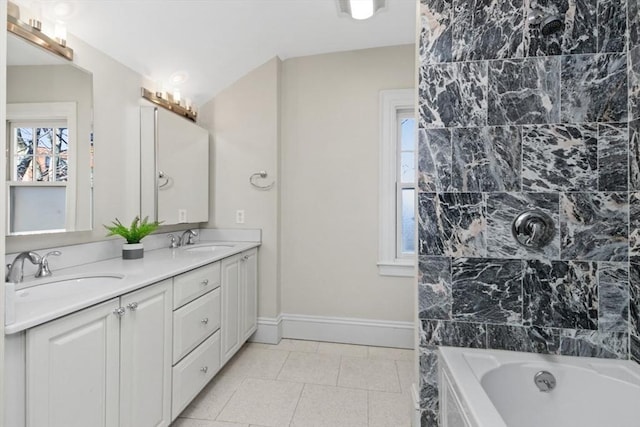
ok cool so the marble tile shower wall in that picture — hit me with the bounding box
[417,0,640,425]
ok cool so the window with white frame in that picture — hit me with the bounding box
[6,103,77,235]
[378,89,416,277]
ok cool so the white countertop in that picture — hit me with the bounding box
[5,241,260,334]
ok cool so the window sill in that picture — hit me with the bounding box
[377,260,415,278]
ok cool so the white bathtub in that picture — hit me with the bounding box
[438,346,640,427]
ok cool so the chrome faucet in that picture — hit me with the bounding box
[35,251,62,278]
[6,251,42,283]
[180,229,197,246]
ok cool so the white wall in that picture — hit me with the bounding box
[0,1,7,420]
[199,58,281,319]
[203,45,415,327]
[6,35,156,253]
[280,45,415,322]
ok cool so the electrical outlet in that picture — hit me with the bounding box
[235,210,245,224]
[178,209,187,223]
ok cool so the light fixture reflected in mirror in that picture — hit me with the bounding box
[141,87,197,122]
[6,2,73,61]
[337,0,386,20]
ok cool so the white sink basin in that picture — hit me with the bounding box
[183,244,233,253]
[16,274,125,295]
[7,274,125,326]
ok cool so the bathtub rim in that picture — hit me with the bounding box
[438,346,640,427]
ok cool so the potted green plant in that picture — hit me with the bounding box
[104,216,161,259]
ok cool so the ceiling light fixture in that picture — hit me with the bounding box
[6,2,73,61]
[169,71,189,85]
[141,87,197,122]
[337,0,386,20]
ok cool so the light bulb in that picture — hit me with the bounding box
[349,0,374,20]
[54,21,67,46]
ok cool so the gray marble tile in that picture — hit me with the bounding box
[631,193,640,255]
[630,47,640,121]
[487,325,561,354]
[523,260,598,329]
[524,0,597,56]
[598,0,627,52]
[419,61,488,129]
[419,257,452,320]
[419,319,487,349]
[420,0,452,65]
[560,330,629,359]
[630,257,640,335]
[522,124,598,192]
[419,347,438,414]
[598,262,629,332]
[418,128,451,192]
[561,53,627,123]
[631,334,640,363]
[451,0,524,61]
[420,409,439,427]
[629,0,640,47]
[418,193,486,257]
[451,126,521,192]
[598,123,629,191]
[486,192,560,260]
[631,121,640,190]
[452,258,523,324]
[560,192,629,261]
[487,57,560,125]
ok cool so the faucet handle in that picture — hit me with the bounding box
[167,234,179,249]
[36,251,61,278]
[187,230,198,245]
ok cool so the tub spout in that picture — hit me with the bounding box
[534,371,556,392]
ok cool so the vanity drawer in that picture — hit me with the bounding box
[173,288,221,363]
[173,262,221,309]
[171,330,220,420]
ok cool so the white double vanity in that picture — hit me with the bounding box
[4,234,259,427]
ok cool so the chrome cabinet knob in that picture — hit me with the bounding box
[201,279,209,286]
[127,302,138,311]
[200,366,208,373]
[113,307,126,317]
[201,318,209,325]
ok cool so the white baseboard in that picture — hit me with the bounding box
[251,313,414,348]
[250,315,283,344]
[281,313,414,348]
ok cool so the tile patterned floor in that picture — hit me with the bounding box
[171,339,415,427]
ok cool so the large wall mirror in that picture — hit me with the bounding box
[5,32,93,235]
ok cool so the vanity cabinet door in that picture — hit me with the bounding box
[240,249,258,341]
[26,298,121,427]
[221,254,241,364]
[221,250,259,365]
[119,279,173,427]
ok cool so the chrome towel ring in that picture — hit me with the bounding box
[249,171,275,190]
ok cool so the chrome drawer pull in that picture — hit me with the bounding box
[200,366,208,373]
[127,302,138,311]
[201,279,209,286]
[201,318,209,325]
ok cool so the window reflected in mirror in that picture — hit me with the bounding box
[6,32,93,236]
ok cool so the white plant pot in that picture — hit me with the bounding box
[122,243,144,260]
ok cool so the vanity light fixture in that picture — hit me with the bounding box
[337,0,386,20]
[141,87,197,122]
[6,4,73,61]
